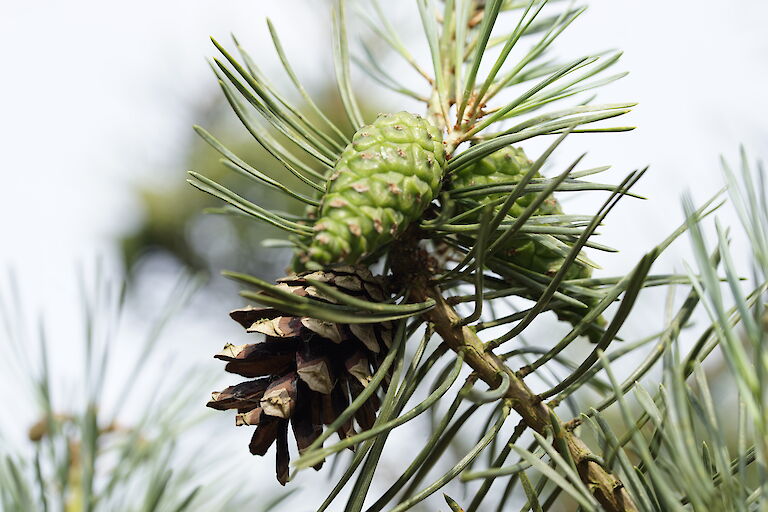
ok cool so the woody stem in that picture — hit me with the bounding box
[390,242,638,512]
[420,286,637,511]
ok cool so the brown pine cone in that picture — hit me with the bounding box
[206,265,393,484]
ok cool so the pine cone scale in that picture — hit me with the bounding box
[236,407,263,426]
[275,420,290,485]
[290,386,324,452]
[296,340,335,394]
[261,372,299,419]
[206,378,270,411]
[248,415,281,456]
[215,342,297,378]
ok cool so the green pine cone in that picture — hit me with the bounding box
[306,112,445,266]
[453,146,606,342]
[452,146,589,281]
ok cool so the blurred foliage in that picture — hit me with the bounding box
[0,270,294,511]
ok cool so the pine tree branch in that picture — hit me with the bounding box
[423,287,636,511]
[392,242,638,512]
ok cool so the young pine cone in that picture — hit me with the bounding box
[452,145,590,281]
[206,265,392,484]
[305,111,445,266]
[452,146,605,341]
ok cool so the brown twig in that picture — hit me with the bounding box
[390,241,638,512]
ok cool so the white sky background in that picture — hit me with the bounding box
[2,0,768,509]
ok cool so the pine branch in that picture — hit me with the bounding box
[391,239,638,512]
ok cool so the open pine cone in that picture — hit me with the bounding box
[206,265,393,484]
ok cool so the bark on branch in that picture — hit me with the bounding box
[392,243,638,512]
